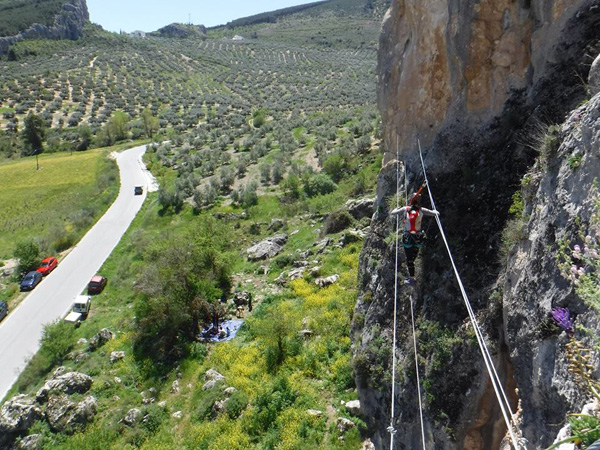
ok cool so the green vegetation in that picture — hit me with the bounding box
[0,0,66,37]
[0,149,118,259]
[0,1,387,447]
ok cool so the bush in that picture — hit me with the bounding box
[323,210,354,234]
[304,173,336,198]
[14,239,40,276]
[226,391,249,419]
[40,320,76,365]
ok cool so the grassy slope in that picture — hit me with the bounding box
[0,149,117,259]
[7,145,381,448]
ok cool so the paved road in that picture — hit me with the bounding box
[0,145,153,402]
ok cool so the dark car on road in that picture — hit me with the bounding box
[0,301,7,322]
[37,256,58,276]
[87,275,107,295]
[20,271,43,291]
[134,186,143,195]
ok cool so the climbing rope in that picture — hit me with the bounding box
[417,140,522,450]
[409,290,427,449]
[388,141,401,449]
[389,139,427,449]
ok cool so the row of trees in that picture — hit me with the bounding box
[3,107,160,157]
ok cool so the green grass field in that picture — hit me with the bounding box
[0,149,118,259]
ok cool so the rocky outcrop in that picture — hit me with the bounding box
[0,0,89,55]
[502,94,600,445]
[88,328,115,350]
[0,395,43,448]
[378,0,600,166]
[154,23,207,39]
[355,0,600,448]
[36,369,93,402]
[45,395,97,433]
[246,234,288,260]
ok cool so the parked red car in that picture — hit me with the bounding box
[37,257,58,275]
[87,275,107,295]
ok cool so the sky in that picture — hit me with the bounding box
[87,0,320,33]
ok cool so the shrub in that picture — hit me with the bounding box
[322,154,345,182]
[14,239,40,276]
[304,173,336,198]
[40,320,76,365]
[226,391,249,419]
[323,209,353,235]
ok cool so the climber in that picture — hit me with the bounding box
[390,189,439,281]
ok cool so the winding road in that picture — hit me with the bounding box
[0,145,155,402]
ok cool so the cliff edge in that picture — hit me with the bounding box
[354,0,600,448]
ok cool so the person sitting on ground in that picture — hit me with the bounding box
[390,193,439,280]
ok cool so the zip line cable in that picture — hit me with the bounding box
[417,140,522,449]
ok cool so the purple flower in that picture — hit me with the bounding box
[551,307,574,335]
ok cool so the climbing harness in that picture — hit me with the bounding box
[417,140,523,450]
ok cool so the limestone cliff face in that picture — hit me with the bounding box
[0,0,89,55]
[378,0,597,165]
[354,0,600,448]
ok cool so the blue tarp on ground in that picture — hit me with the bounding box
[200,319,244,342]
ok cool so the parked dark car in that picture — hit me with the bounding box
[87,275,107,295]
[134,186,143,195]
[0,301,7,322]
[20,271,43,291]
[37,256,58,275]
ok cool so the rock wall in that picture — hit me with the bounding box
[354,0,600,448]
[0,0,89,55]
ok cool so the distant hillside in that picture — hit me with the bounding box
[0,0,88,55]
[221,1,329,28]
[0,0,67,37]
[210,0,391,49]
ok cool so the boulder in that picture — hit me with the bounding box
[17,434,42,449]
[36,371,93,402]
[307,409,324,417]
[345,198,375,220]
[171,379,180,394]
[45,395,97,433]
[212,399,228,417]
[0,395,42,447]
[339,230,366,246]
[121,408,142,426]
[246,234,288,261]
[89,328,115,350]
[589,53,600,96]
[224,387,238,397]
[172,410,183,419]
[288,267,306,281]
[110,351,126,364]
[314,237,333,254]
[232,291,251,307]
[315,274,340,288]
[267,218,285,231]
[337,417,355,434]
[345,400,361,416]
[202,369,225,390]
